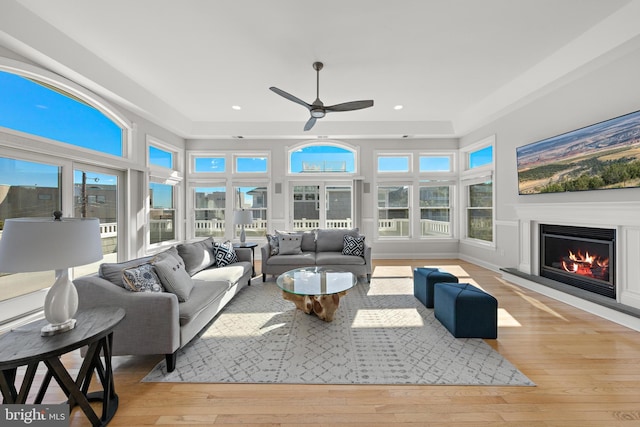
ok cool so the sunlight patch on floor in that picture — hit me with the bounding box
[498,308,522,327]
[351,308,425,328]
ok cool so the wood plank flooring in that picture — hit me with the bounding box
[9,259,640,426]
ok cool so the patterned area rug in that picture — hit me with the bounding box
[142,277,534,386]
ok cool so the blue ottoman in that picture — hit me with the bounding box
[413,267,458,308]
[434,282,498,339]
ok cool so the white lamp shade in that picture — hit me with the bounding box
[233,210,254,225]
[0,217,104,273]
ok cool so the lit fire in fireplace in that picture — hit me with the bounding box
[561,250,609,280]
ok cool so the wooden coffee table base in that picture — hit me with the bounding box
[283,291,347,322]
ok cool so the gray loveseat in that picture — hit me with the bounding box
[73,237,252,372]
[260,228,372,282]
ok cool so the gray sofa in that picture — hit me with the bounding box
[260,228,372,282]
[73,237,252,372]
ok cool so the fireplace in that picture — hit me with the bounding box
[539,224,615,298]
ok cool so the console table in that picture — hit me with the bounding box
[0,306,125,426]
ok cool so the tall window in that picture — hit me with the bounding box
[0,157,61,303]
[467,181,493,241]
[461,136,494,243]
[194,186,226,238]
[234,186,267,238]
[0,70,123,156]
[148,140,182,246]
[419,185,451,237]
[149,183,176,244]
[377,185,410,237]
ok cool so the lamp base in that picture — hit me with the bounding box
[41,318,76,337]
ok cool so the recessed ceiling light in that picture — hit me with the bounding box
[394,105,404,110]
[232,105,242,110]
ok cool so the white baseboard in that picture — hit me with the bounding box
[502,271,640,332]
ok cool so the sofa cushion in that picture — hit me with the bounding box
[265,252,316,266]
[177,237,216,276]
[191,261,251,284]
[122,263,164,293]
[316,251,366,266]
[99,255,155,288]
[278,234,303,255]
[316,228,359,252]
[178,281,230,326]
[214,241,238,267]
[152,247,194,302]
[342,234,365,257]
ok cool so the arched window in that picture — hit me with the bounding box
[289,143,356,174]
[0,69,124,156]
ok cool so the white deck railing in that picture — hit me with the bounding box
[1,218,450,240]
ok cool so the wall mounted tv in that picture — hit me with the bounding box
[517,109,640,195]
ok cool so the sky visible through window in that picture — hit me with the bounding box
[0,70,122,156]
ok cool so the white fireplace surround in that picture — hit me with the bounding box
[513,201,640,313]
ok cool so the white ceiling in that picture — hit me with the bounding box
[2,0,640,139]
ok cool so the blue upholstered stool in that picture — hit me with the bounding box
[413,267,458,308]
[434,282,498,339]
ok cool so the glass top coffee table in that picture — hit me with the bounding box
[276,267,357,322]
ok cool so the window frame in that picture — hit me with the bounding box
[460,135,496,247]
[146,136,183,249]
[0,60,131,160]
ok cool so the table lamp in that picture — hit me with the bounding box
[0,211,103,336]
[233,209,253,244]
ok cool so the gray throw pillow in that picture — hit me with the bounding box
[152,248,194,302]
[177,237,215,275]
[278,234,302,255]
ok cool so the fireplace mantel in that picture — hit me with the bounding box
[513,201,640,227]
[512,200,640,312]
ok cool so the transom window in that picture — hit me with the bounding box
[378,155,411,173]
[0,70,123,156]
[289,145,355,173]
[194,157,226,173]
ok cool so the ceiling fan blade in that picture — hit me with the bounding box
[325,100,374,112]
[269,87,311,110]
[304,116,317,131]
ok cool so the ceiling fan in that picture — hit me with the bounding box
[269,62,374,131]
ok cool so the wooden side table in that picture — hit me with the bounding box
[234,242,258,277]
[0,306,125,426]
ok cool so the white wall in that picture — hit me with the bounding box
[459,43,640,271]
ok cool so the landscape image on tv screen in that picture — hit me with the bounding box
[517,109,640,195]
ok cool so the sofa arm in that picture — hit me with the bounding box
[234,246,251,263]
[363,240,372,275]
[74,275,181,356]
[260,243,271,263]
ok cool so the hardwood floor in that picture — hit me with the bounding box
[10,259,640,426]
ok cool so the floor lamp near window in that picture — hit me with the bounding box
[234,209,253,244]
[0,212,103,336]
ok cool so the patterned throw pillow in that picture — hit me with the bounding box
[266,233,279,255]
[214,241,238,267]
[122,263,164,293]
[342,234,365,257]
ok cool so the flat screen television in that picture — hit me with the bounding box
[516,109,640,195]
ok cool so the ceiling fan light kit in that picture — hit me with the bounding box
[270,61,374,131]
